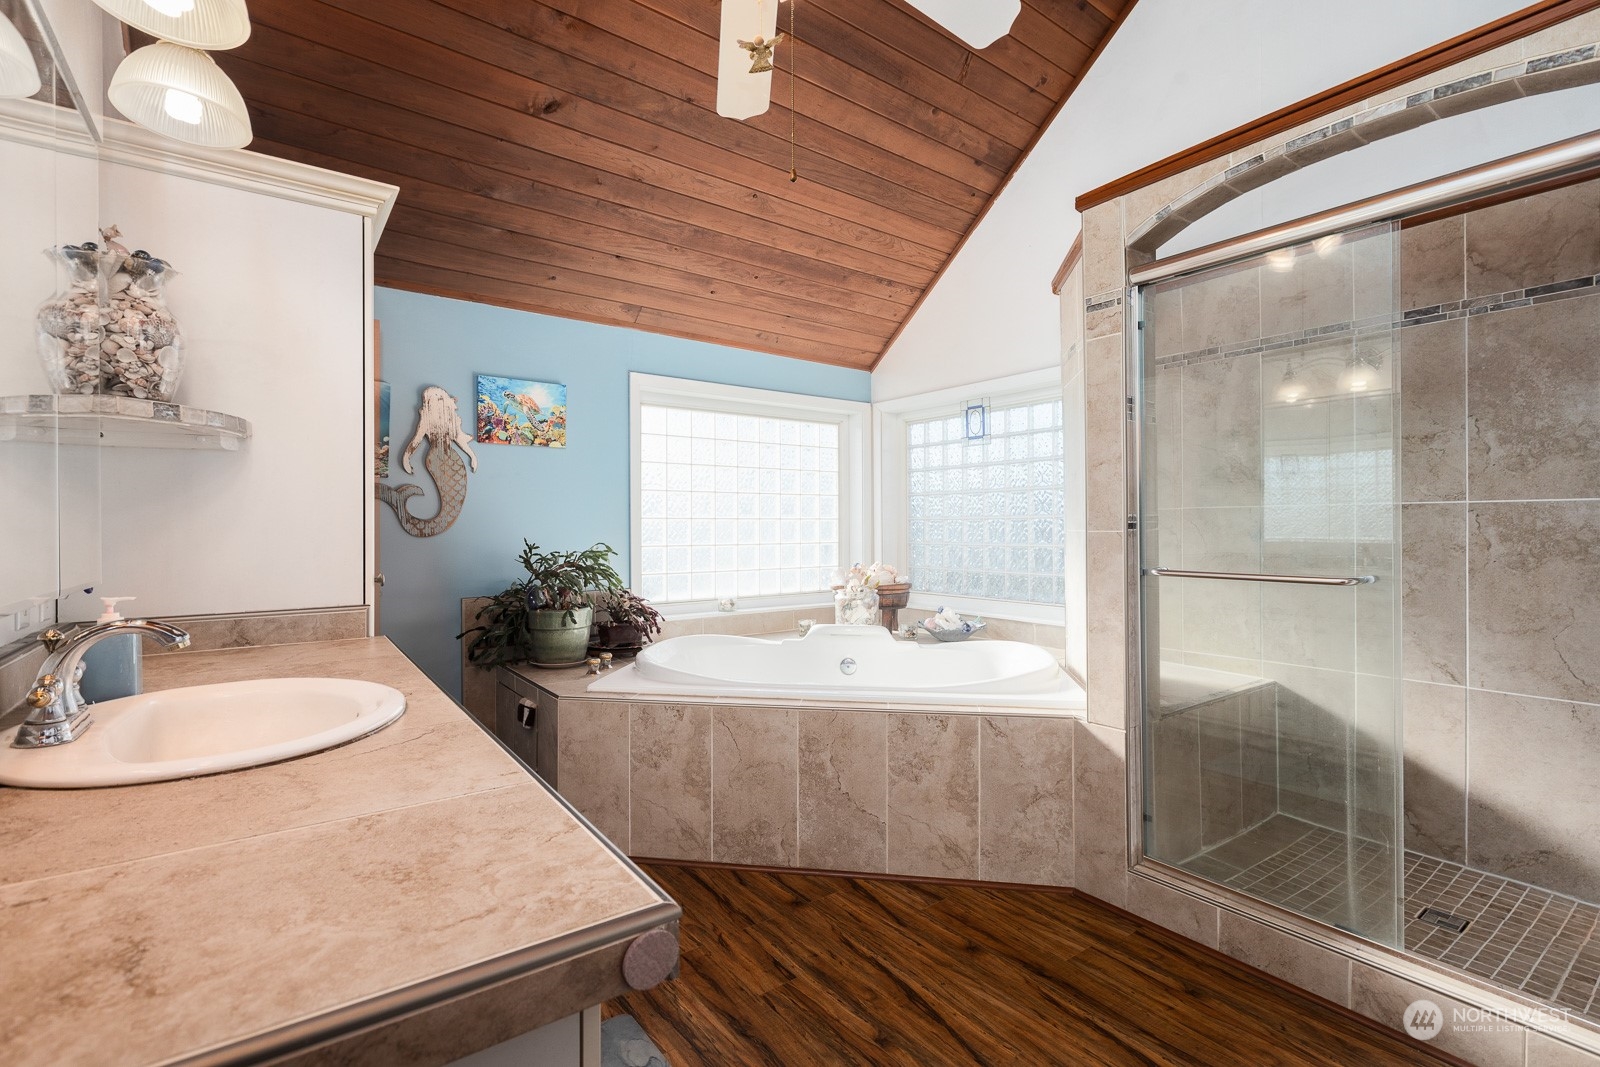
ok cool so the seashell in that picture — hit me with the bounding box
[109,272,132,293]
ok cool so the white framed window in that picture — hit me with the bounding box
[630,373,870,614]
[875,369,1066,622]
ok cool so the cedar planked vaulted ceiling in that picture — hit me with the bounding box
[209,0,1135,369]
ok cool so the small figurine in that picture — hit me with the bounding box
[738,32,785,73]
[99,224,130,257]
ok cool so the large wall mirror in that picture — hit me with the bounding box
[0,0,102,633]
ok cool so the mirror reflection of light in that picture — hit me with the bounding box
[1312,234,1343,256]
[1338,358,1377,392]
[144,0,196,15]
[1266,249,1296,273]
[163,86,204,125]
[1275,367,1306,404]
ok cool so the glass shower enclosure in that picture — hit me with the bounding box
[1134,224,1405,946]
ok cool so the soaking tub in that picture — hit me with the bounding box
[586,624,1084,713]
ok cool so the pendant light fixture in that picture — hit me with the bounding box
[716,0,781,120]
[88,0,250,50]
[0,11,42,99]
[109,40,251,149]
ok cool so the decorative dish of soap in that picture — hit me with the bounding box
[917,606,986,643]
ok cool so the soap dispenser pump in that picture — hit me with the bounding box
[78,596,143,704]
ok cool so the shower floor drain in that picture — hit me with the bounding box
[1417,906,1471,934]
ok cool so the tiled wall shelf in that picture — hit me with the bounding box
[0,394,251,450]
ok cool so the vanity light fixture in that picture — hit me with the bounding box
[0,12,42,99]
[88,0,249,50]
[1271,349,1386,405]
[109,41,251,149]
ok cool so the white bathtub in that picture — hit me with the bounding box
[586,624,1084,713]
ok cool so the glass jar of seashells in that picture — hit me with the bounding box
[36,232,182,402]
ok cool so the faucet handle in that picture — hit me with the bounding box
[26,675,61,709]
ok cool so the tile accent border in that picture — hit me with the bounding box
[1124,39,1600,255]
[1127,272,1600,369]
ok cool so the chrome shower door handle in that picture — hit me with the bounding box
[1144,568,1376,587]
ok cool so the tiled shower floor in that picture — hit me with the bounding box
[1183,815,1600,1025]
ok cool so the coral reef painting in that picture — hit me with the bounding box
[476,374,567,447]
[375,380,391,477]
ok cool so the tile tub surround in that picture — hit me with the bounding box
[501,665,1076,886]
[0,637,679,1067]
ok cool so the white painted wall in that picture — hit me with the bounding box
[79,162,369,618]
[0,131,99,620]
[871,0,1532,400]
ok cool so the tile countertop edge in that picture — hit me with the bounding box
[170,898,682,1067]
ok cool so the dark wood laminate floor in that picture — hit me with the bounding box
[610,864,1456,1066]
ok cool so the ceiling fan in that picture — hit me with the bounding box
[715,0,1022,120]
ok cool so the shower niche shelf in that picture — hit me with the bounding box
[0,394,251,451]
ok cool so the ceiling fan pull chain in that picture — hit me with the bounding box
[784,0,796,181]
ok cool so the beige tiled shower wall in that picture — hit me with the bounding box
[1397,177,1600,901]
[1062,259,1089,682]
[1074,14,1600,1060]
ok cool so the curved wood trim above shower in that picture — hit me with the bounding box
[1074,0,1600,213]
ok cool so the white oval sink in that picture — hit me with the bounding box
[0,678,406,789]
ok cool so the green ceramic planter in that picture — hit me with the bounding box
[529,605,593,665]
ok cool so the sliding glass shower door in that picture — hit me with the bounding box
[1135,224,1404,945]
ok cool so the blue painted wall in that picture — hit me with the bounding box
[374,287,872,698]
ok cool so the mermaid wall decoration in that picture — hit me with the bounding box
[377,385,477,538]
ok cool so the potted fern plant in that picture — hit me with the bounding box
[461,540,623,666]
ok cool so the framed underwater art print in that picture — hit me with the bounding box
[476,374,567,447]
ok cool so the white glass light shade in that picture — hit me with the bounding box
[110,42,251,149]
[1338,358,1378,393]
[1274,368,1306,404]
[0,12,42,100]
[88,0,250,50]
[716,0,780,120]
[904,0,1021,48]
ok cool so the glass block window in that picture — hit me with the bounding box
[637,404,841,603]
[1264,447,1395,543]
[905,398,1065,604]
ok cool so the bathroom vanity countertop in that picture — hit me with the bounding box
[0,636,679,1067]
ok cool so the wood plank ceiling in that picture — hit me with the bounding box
[212,0,1134,369]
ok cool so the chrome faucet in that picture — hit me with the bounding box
[15,619,190,749]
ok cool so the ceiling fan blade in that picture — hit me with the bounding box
[902,0,1020,49]
[716,0,780,120]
